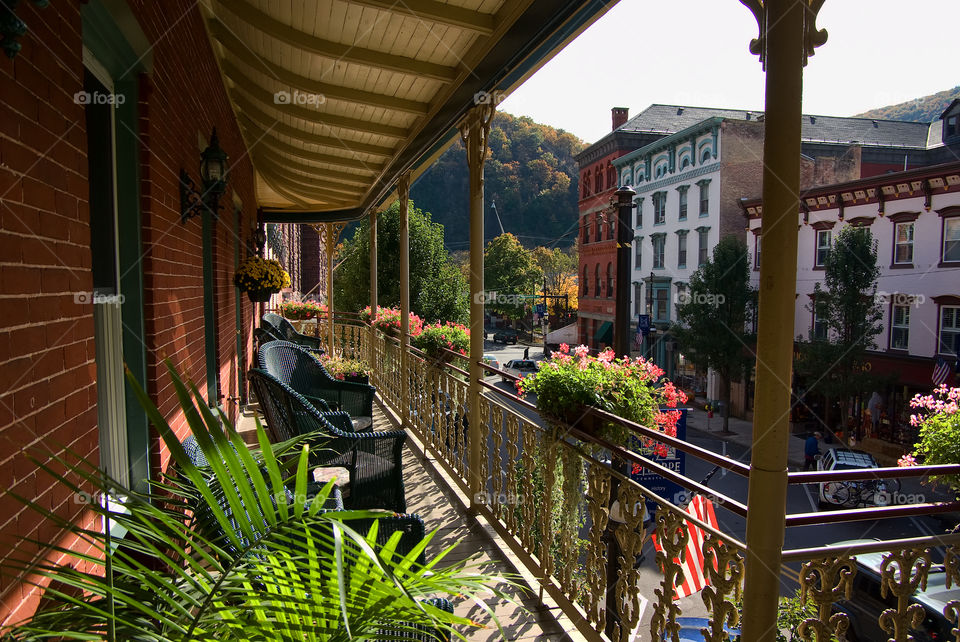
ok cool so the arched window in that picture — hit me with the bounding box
[701,147,712,163]
[582,265,589,295]
[606,263,614,297]
[595,169,603,193]
[607,165,616,188]
[680,156,691,170]
[594,213,602,240]
[594,264,601,297]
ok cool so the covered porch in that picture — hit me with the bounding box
[3,0,960,640]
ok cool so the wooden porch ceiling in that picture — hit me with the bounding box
[200,0,618,222]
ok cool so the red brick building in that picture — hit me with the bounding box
[0,1,260,622]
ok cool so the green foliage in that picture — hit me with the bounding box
[320,355,371,380]
[412,322,470,361]
[334,200,468,323]
[856,85,960,122]
[909,386,960,492]
[484,233,543,319]
[1,363,512,641]
[795,226,883,430]
[671,235,755,431]
[411,112,585,250]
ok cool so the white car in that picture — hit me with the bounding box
[481,354,500,370]
[817,448,899,509]
[501,359,538,383]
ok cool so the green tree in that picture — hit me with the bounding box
[795,226,883,437]
[671,236,756,433]
[532,246,578,315]
[483,233,542,319]
[333,200,468,323]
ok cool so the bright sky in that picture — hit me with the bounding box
[499,0,958,144]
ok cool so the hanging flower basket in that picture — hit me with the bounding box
[246,288,275,303]
[234,256,290,299]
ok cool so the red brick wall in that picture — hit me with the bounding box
[0,0,257,623]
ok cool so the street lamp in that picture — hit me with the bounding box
[612,185,636,357]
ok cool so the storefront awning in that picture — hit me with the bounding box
[594,321,612,345]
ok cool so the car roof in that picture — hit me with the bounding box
[828,449,878,468]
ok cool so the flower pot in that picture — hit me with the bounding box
[343,373,369,385]
[246,288,275,303]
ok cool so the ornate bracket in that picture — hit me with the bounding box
[1,0,49,59]
[740,0,828,69]
[797,555,857,642]
[879,548,932,642]
[700,535,744,642]
[614,482,646,642]
[650,507,688,642]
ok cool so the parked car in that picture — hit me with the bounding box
[817,449,900,509]
[501,359,538,383]
[660,617,739,641]
[481,354,500,370]
[831,539,959,642]
[492,328,518,344]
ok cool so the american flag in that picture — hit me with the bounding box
[933,356,951,386]
[651,494,719,599]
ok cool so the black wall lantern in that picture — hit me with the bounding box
[1,0,50,59]
[180,127,229,224]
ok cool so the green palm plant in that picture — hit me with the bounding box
[1,363,512,641]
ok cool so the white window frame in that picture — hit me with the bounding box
[815,229,832,267]
[939,305,960,355]
[894,221,914,265]
[944,217,960,263]
[890,303,910,350]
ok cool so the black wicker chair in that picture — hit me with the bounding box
[259,339,375,431]
[262,312,325,352]
[248,368,406,512]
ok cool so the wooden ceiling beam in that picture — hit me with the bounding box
[210,23,431,115]
[251,152,369,197]
[238,113,387,172]
[215,0,459,82]
[257,164,363,205]
[348,0,496,35]
[246,135,375,185]
[251,146,374,189]
[233,94,396,158]
[223,67,410,139]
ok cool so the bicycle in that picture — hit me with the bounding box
[822,477,901,508]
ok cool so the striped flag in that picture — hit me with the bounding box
[933,356,951,386]
[651,495,719,599]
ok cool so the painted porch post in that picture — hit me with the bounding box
[459,101,495,510]
[325,222,335,353]
[398,173,411,426]
[369,209,378,367]
[740,1,825,638]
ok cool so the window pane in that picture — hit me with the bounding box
[940,306,960,354]
[895,223,914,263]
[945,219,960,262]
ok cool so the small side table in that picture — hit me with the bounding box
[313,466,351,502]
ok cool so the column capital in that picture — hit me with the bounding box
[741,0,827,69]
[458,101,497,171]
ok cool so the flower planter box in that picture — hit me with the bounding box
[342,373,369,385]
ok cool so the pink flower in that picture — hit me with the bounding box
[898,453,917,467]
[559,343,570,354]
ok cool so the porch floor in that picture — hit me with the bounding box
[238,402,573,640]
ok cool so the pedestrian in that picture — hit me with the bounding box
[867,391,883,436]
[523,347,529,360]
[803,431,822,471]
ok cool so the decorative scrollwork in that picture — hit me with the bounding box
[504,413,519,532]
[558,446,581,595]
[945,546,960,589]
[700,534,744,642]
[613,482,646,642]
[519,423,537,552]
[740,0,827,69]
[585,464,610,630]
[944,600,960,642]
[650,506,688,642]
[795,555,857,642]
[878,548,932,642]
[538,433,557,582]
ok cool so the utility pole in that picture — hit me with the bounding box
[613,186,636,357]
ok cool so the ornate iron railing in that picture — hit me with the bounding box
[360,324,960,642]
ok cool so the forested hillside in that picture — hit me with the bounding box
[855,86,960,122]
[411,112,584,251]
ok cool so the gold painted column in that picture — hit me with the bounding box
[398,173,411,426]
[369,210,378,366]
[740,1,825,639]
[325,222,335,354]
[459,101,496,510]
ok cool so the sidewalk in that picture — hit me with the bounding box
[682,406,819,469]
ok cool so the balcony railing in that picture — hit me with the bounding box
[320,321,960,641]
